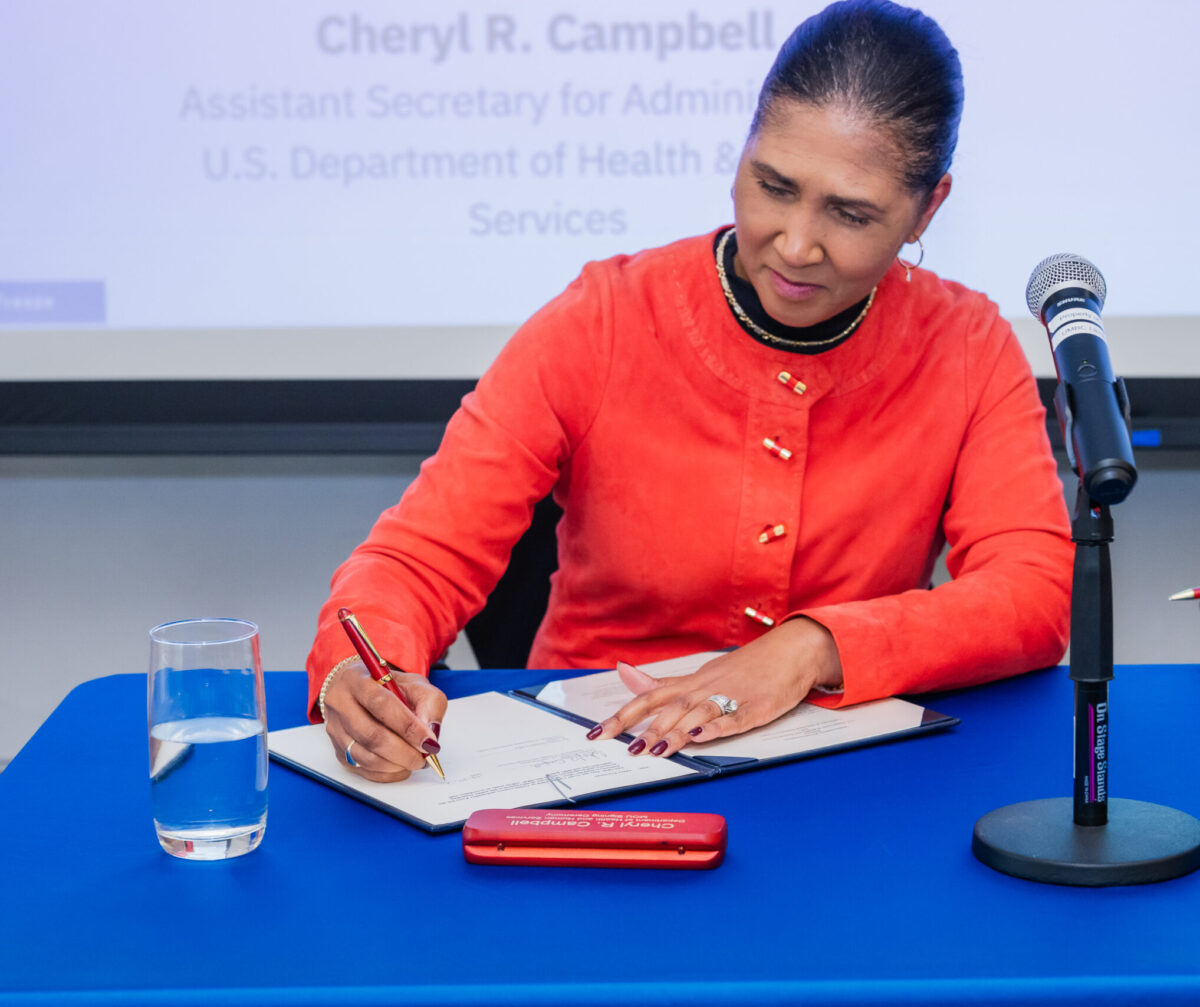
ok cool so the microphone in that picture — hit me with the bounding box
[1026,253,1136,505]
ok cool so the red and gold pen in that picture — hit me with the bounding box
[337,607,445,780]
[1169,587,1200,601]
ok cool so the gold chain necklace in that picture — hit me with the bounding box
[715,228,875,349]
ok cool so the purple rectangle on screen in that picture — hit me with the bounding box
[0,281,106,323]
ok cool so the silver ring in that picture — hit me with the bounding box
[706,694,738,716]
[345,740,358,767]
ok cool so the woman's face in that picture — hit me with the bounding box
[731,99,951,327]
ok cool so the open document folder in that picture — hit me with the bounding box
[269,652,957,832]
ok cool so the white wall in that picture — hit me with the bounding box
[4,451,1200,766]
[0,453,423,766]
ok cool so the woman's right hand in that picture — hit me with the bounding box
[321,660,447,782]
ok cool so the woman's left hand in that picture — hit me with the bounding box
[586,618,844,758]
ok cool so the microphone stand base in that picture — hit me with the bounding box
[973,797,1200,886]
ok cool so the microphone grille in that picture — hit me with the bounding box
[1025,253,1107,318]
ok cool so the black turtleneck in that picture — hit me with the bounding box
[714,228,869,354]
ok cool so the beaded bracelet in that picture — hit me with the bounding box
[318,656,360,722]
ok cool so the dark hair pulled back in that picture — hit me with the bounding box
[751,0,963,196]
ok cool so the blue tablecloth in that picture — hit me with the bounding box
[2,664,1199,1005]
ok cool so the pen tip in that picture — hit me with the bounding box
[1168,589,1194,602]
[428,753,446,780]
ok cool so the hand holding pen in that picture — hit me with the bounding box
[319,607,447,782]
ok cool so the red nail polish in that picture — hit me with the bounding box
[627,738,646,755]
[650,740,668,756]
[688,726,703,736]
[430,721,442,739]
[586,725,603,740]
[421,738,441,754]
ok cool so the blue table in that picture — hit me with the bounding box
[2,665,1199,1005]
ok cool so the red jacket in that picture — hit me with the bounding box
[306,231,1072,719]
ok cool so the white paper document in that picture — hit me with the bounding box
[533,653,927,762]
[269,691,699,829]
[270,655,951,831]
[533,650,722,732]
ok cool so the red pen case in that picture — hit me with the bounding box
[462,809,727,869]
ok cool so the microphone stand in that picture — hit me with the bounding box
[972,470,1200,885]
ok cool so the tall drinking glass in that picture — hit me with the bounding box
[148,618,268,860]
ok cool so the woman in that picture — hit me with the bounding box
[308,0,1072,781]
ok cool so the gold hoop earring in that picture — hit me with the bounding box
[898,236,925,283]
